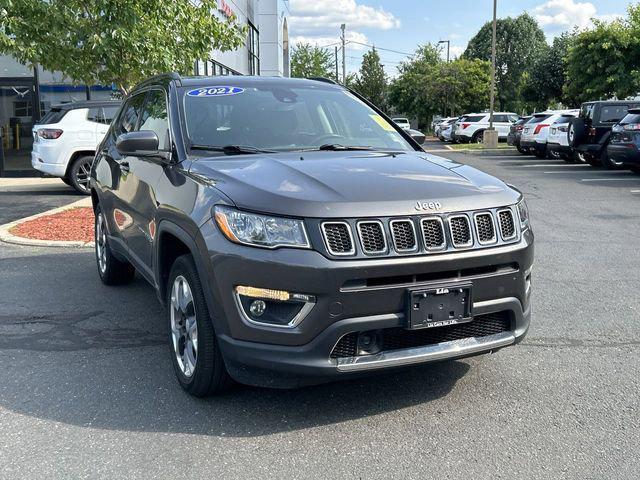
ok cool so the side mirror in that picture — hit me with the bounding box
[116,130,162,158]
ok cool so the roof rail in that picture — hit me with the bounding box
[307,77,340,85]
[133,72,182,90]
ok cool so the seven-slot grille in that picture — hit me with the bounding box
[448,215,473,248]
[390,220,417,252]
[319,208,519,257]
[420,218,446,250]
[474,212,496,244]
[498,209,516,240]
[321,222,354,255]
[357,221,386,254]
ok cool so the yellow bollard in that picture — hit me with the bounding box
[15,124,20,150]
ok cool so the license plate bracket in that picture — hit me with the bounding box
[406,284,472,330]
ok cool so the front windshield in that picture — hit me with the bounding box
[180,84,414,153]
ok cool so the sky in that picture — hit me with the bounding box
[288,0,632,76]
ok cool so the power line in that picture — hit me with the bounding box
[346,41,414,56]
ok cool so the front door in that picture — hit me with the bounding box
[0,80,38,176]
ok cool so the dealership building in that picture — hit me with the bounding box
[0,0,290,176]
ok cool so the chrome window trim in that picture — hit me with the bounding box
[448,214,473,248]
[356,220,388,255]
[419,216,446,251]
[389,218,419,253]
[321,221,356,256]
[497,208,518,241]
[473,211,497,245]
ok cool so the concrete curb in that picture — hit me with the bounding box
[0,197,94,248]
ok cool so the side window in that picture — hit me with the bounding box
[599,105,629,124]
[138,90,170,150]
[87,105,121,125]
[116,94,145,136]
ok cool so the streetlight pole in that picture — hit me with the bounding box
[340,24,346,84]
[484,0,499,147]
[438,40,450,63]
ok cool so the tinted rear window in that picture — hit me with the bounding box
[39,108,67,124]
[599,105,631,124]
[464,115,486,123]
[620,113,640,125]
[553,115,575,125]
[528,115,552,124]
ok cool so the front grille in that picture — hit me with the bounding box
[390,220,417,252]
[357,221,386,254]
[330,312,511,358]
[474,213,496,244]
[449,215,472,248]
[322,222,354,255]
[420,218,445,250]
[498,209,516,240]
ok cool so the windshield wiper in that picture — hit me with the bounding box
[317,144,374,151]
[190,144,276,154]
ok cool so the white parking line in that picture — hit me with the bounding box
[581,177,639,182]
[630,189,640,194]
[522,164,587,168]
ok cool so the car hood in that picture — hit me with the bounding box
[189,151,521,218]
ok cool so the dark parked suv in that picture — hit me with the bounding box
[90,74,534,396]
[507,116,531,154]
[607,108,640,173]
[569,100,640,168]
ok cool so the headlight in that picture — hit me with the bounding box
[214,205,310,249]
[517,199,530,230]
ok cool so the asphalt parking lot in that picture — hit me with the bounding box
[1,147,639,479]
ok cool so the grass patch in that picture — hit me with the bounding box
[448,143,515,151]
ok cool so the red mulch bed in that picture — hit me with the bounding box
[10,207,95,243]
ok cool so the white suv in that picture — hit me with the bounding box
[455,112,519,143]
[32,101,121,193]
[547,111,583,162]
[520,110,578,159]
[391,117,411,130]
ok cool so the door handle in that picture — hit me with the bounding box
[118,160,130,173]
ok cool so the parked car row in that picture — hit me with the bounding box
[433,100,640,174]
[435,112,519,144]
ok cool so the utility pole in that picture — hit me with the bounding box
[438,40,450,63]
[484,0,499,148]
[340,23,346,84]
[335,46,339,82]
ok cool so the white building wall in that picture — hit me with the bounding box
[258,0,290,77]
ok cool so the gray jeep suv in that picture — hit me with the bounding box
[90,74,534,396]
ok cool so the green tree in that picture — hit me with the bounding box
[436,58,492,116]
[388,44,442,128]
[290,43,335,79]
[565,6,640,103]
[525,32,575,108]
[463,13,548,111]
[350,47,387,110]
[0,0,246,93]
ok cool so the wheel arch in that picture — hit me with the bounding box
[64,150,96,178]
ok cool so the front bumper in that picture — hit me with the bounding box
[199,221,534,387]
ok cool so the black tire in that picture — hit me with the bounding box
[61,176,72,186]
[534,147,548,159]
[94,204,136,285]
[573,151,587,164]
[586,153,602,167]
[568,118,586,148]
[630,165,640,174]
[167,254,231,397]
[561,152,575,163]
[600,146,624,170]
[516,145,529,155]
[472,130,485,144]
[69,155,94,195]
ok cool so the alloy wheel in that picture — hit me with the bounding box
[95,212,107,274]
[170,275,198,378]
[75,159,92,193]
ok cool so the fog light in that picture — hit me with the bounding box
[234,285,316,328]
[249,299,266,317]
[357,331,381,355]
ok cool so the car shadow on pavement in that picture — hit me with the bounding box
[0,250,471,437]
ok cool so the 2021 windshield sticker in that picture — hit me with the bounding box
[187,86,245,97]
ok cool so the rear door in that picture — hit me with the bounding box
[87,105,120,146]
